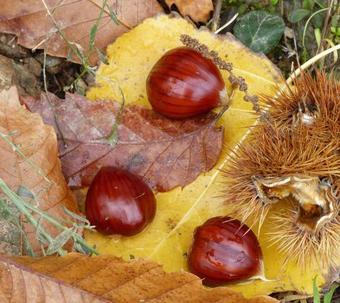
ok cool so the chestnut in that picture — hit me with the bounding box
[85,167,156,236]
[146,47,226,119]
[188,216,263,285]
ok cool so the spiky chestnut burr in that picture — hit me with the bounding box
[268,201,339,269]
[223,123,339,267]
[224,123,339,220]
[263,72,339,131]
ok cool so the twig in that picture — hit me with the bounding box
[211,0,223,32]
[88,0,132,29]
[315,0,336,56]
[286,43,340,85]
[40,0,91,67]
[215,13,239,34]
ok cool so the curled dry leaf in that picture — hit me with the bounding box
[0,0,162,65]
[0,253,278,303]
[0,87,78,254]
[23,93,223,192]
[164,0,214,23]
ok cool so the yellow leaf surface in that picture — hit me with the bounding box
[86,15,326,297]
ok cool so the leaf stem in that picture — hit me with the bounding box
[302,8,329,51]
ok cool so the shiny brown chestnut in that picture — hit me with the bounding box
[146,47,226,119]
[85,167,156,236]
[188,216,262,285]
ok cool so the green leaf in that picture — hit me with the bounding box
[312,10,326,28]
[314,28,321,47]
[271,0,279,5]
[303,0,315,10]
[323,284,338,303]
[233,11,285,54]
[331,15,339,27]
[288,9,311,23]
[313,277,321,303]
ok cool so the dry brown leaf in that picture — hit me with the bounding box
[0,253,278,303]
[0,87,78,254]
[0,0,162,65]
[22,92,223,192]
[165,0,213,22]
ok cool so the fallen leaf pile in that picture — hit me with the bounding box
[0,253,278,303]
[0,0,162,64]
[0,87,78,254]
[164,0,214,23]
[23,92,223,192]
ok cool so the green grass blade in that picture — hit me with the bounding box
[323,284,338,303]
[313,277,321,303]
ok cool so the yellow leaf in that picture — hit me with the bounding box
[86,15,325,297]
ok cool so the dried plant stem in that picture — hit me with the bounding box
[0,131,51,185]
[0,131,96,256]
[0,178,97,256]
[40,0,90,67]
[106,87,126,145]
[302,8,329,51]
[88,0,132,29]
[211,0,223,32]
[0,179,65,255]
[315,0,336,56]
[0,198,35,256]
[286,43,340,86]
[215,13,239,34]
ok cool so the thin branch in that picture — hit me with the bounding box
[215,13,239,34]
[315,0,336,56]
[87,0,132,29]
[286,43,340,85]
[211,0,223,32]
